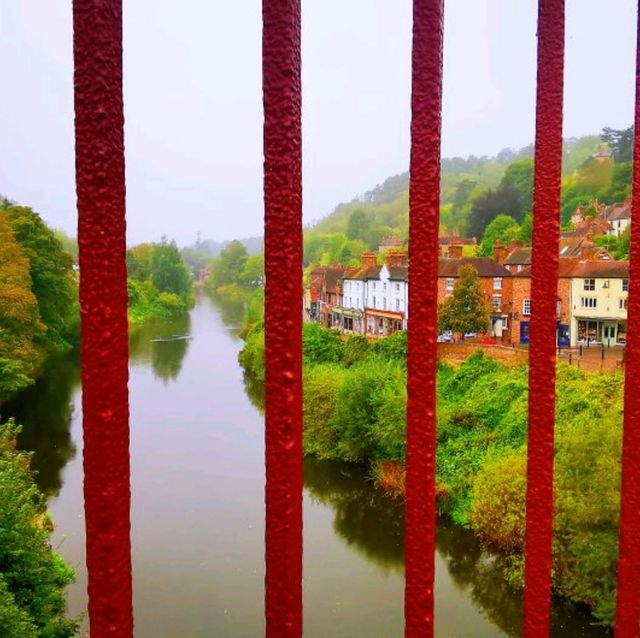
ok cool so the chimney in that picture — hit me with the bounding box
[580,241,595,260]
[386,251,407,268]
[493,240,506,265]
[360,252,377,269]
[448,241,463,259]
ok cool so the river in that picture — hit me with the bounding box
[3,294,609,637]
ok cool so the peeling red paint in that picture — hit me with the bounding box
[405,1,444,635]
[615,5,640,636]
[523,1,564,636]
[262,1,303,636]
[72,0,133,636]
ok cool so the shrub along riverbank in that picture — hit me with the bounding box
[126,240,194,326]
[0,421,79,637]
[239,324,622,625]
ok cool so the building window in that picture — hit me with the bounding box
[523,299,531,315]
[517,265,523,272]
[396,283,400,292]
[493,277,502,290]
[373,296,376,308]
[580,297,597,308]
[396,299,400,311]
[623,279,629,292]
[383,283,387,292]
[372,282,376,290]
[445,277,454,290]
[584,279,595,291]
[383,297,387,310]
[492,296,501,310]
[620,298,628,310]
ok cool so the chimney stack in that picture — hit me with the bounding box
[493,240,506,265]
[386,251,407,268]
[448,241,463,259]
[360,252,377,269]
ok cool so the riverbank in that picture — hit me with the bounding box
[239,324,622,626]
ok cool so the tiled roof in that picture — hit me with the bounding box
[504,247,532,265]
[607,205,631,221]
[516,259,628,279]
[344,265,381,281]
[388,265,408,280]
[438,257,511,278]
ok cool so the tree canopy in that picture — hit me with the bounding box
[438,265,490,336]
[1,205,78,352]
[0,212,46,399]
[479,214,520,256]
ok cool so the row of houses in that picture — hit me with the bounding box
[305,239,630,348]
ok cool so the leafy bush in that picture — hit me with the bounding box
[0,420,79,637]
[302,323,344,365]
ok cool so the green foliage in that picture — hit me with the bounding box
[237,322,265,382]
[150,239,193,299]
[52,230,78,262]
[303,323,344,364]
[0,420,79,637]
[500,158,534,213]
[466,183,525,239]
[127,240,194,325]
[2,205,79,353]
[346,209,373,242]
[438,265,490,336]
[0,212,46,400]
[239,253,264,288]
[601,125,633,162]
[479,214,520,256]
[208,240,248,289]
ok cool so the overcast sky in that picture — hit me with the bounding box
[0,1,637,246]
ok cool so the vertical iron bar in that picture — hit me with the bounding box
[72,0,133,635]
[262,1,303,636]
[523,1,565,636]
[615,3,640,635]
[405,1,444,635]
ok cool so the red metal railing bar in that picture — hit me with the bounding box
[523,1,565,635]
[262,1,304,635]
[615,4,640,635]
[72,0,134,635]
[405,0,444,635]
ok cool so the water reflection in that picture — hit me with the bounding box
[304,457,610,637]
[3,354,80,497]
[129,313,192,384]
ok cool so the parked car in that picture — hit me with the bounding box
[437,331,454,343]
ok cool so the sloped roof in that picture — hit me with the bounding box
[504,247,532,266]
[438,257,511,278]
[344,265,381,281]
[516,259,628,279]
[388,265,408,280]
[608,205,631,221]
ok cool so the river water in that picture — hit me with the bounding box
[3,294,609,637]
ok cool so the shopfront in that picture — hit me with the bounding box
[365,309,404,337]
[576,319,626,345]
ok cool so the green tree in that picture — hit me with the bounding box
[126,243,154,281]
[150,240,193,299]
[1,205,78,352]
[210,240,248,288]
[601,125,633,162]
[0,421,79,637]
[438,265,490,336]
[467,183,524,239]
[500,158,534,213]
[346,209,373,242]
[0,212,46,399]
[517,212,533,243]
[479,214,520,256]
[239,253,264,287]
